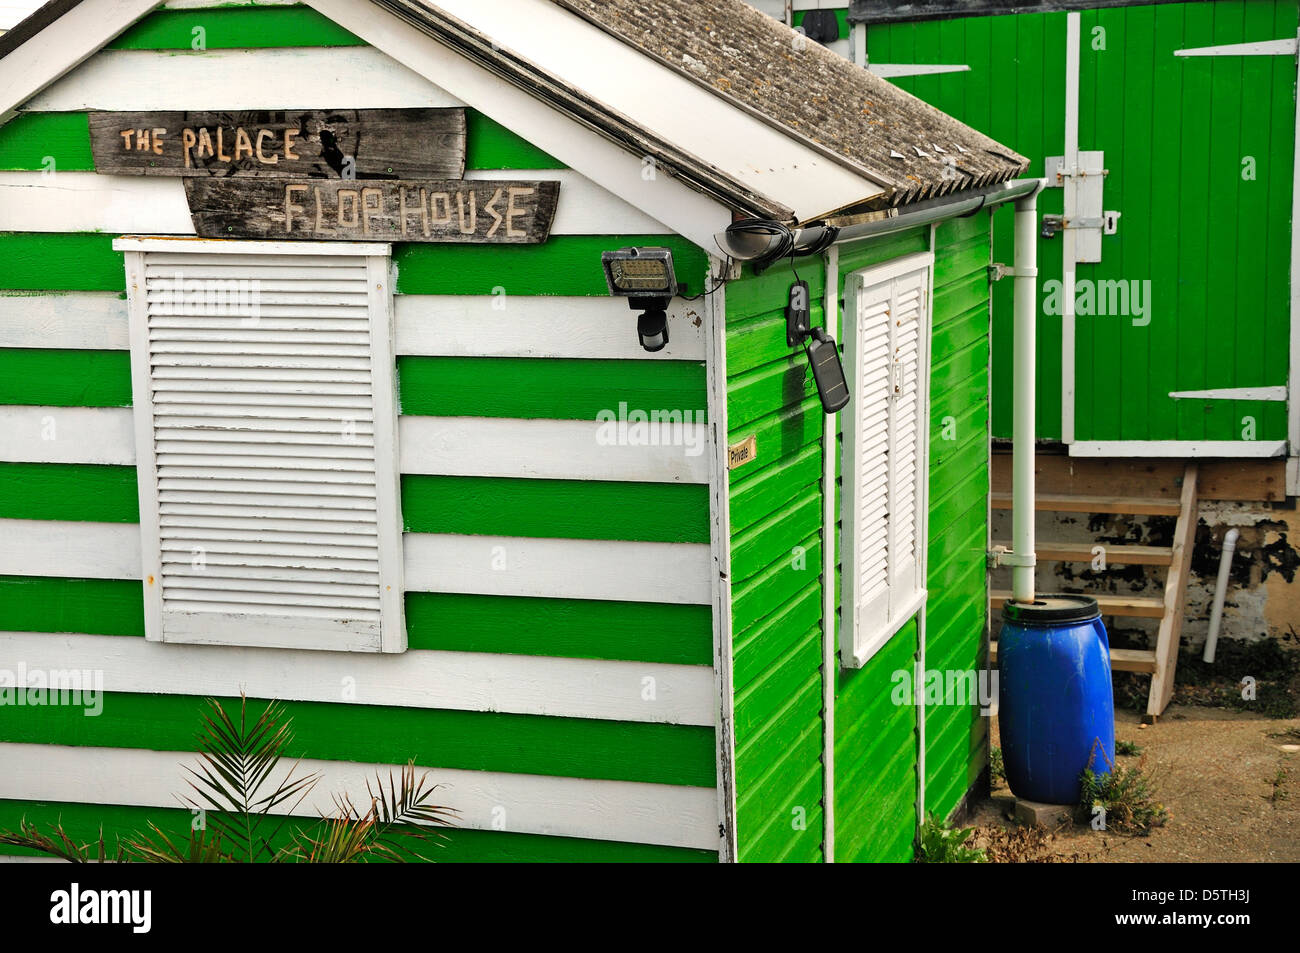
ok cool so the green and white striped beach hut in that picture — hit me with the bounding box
[0,0,1038,862]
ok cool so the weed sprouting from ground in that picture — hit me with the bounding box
[917,812,986,863]
[1078,741,1168,835]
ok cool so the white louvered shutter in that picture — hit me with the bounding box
[843,256,933,667]
[888,270,927,606]
[852,277,893,639]
[120,241,405,653]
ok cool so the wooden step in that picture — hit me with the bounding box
[992,541,1174,566]
[989,642,1158,674]
[991,493,1181,516]
[990,591,1166,619]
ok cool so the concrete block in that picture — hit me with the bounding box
[1013,798,1073,827]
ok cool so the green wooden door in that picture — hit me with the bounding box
[862,0,1296,455]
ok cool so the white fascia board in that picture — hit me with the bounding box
[307,0,730,250]
[0,0,162,122]
[416,0,885,222]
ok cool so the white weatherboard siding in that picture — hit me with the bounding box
[23,47,466,111]
[0,631,713,725]
[0,406,711,484]
[0,170,671,237]
[0,744,718,851]
[0,292,707,361]
[405,534,713,605]
[0,518,713,604]
[393,295,706,361]
[0,405,135,466]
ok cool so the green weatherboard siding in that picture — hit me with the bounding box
[0,463,138,522]
[106,7,364,48]
[464,110,564,169]
[0,576,145,637]
[0,692,716,787]
[406,593,713,665]
[398,356,706,420]
[0,111,565,174]
[0,800,715,862]
[725,261,828,864]
[402,475,709,543]
[0,113,94,170]
[0,580,710,665]
[721,218,994,860]
[0,234,124,291]
[0,233,702,296]
[394,234,708,296]
[0,350,132,407]
[0,464,706,544]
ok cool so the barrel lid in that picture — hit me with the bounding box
[1001,594,1101,625]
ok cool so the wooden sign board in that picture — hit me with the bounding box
[88,108,465,179]
[184,178,560,244]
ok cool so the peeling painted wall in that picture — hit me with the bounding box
[990,502,1300,654]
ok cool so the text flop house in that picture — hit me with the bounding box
[0,0,1029,861]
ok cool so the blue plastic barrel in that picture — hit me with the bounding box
[998,595,1115,805]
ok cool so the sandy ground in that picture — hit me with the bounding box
[970,705,1300,862]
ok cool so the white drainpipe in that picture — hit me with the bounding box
[1203,527,1239,663]
[1011,187,1043,603]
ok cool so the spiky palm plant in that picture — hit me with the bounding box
[0,695,455,862]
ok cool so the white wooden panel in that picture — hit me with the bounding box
[395,294,706,360]
[400,416,710,483]
[0,292,707,361]
[0,518,141,579]
[405,534,712,605]
[0,293,129,349]
[0,170,670,236]
[0,173,193,233]
[0,743,717,850]
[0,406,710,483]
[0,405,134,465]
[0,631,714,725]
[0,519,712,605]
[23,47,465,111]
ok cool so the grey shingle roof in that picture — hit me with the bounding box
[552,0,1029,207]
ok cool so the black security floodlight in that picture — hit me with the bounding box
[601,247,679,353]
[602,246,678,297]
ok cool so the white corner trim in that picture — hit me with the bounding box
[703,255,737,863]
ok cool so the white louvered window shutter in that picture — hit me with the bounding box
[842,254,933,668]
[117,239,405,653]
